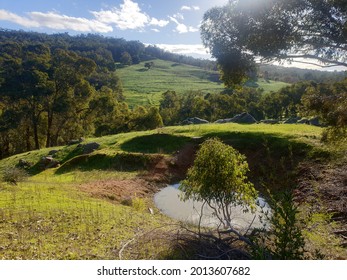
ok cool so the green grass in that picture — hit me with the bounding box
[0,123,324,174]
[2,122,342,259]
[117,59,290,107]
[0,172,173,259]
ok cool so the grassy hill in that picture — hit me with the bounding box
[117,59,290,107]
[1,123,345,259]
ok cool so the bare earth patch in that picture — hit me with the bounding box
[295,163,347,222]
[77,178,161,203]
[75,143,199,204]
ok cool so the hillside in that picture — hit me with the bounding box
[117,59,290,107]
[0,123,346,259]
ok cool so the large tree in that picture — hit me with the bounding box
[201,0,347,87]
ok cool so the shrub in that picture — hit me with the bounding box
[2,167,28,184]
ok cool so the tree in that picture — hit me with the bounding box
[301,78,347,141]
[120,51,132,66]
[144,61,154,70]
[180,138,258,229]
[159,90,182,125]
[200,0,347,87]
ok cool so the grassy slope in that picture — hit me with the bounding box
[2,123,345,259]
[117,59,290,107]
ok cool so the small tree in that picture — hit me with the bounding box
[120,51,132,66]
[144,61,154,70]
[180,138,258,229]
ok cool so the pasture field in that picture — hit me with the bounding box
[117,60,290,107]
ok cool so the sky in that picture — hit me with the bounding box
[0,0,229,58]
[0,0,345,71]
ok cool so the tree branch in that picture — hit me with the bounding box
[278,54,347,67]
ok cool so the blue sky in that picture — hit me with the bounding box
[0,0,228,58]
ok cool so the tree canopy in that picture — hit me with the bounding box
[201,0,347,87]
[180,138,258,229]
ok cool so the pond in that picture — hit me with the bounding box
[154,183,271,230]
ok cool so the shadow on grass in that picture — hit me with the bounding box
[55,152,162,175]
[28,144,85,175]
[199,131,320,193]
[121,133,192,154]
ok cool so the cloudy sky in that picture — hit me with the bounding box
[0,0,229,58]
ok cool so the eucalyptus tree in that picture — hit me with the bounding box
[201,0,347,87]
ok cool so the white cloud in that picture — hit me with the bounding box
[180,5,200,11]
[0,9,39,28]
[169,16,199,34]
[173,13,184,21]
[92,0,168,30]
[0,1,169,33]
[181,6,191,11]
[150,17,169,27]
[29,12,113,32]
[91,0,149,30]
[0,9,112,33]
[153,43,211,59]
[151,28,160,33]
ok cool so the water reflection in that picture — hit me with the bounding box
[154,183,271,230]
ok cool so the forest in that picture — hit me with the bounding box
[1,29,346,159]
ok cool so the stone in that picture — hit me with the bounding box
[219,112,257,124]
[309,117,320,126]
[283,117,300,124]
[40,156,60,169]
[297,118,310,124]
[183,117,209,125]
[82,142,100,154]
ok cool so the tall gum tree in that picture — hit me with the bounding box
[200,0,347,87]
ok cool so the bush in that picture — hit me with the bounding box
[2,167,28,184]
[180,138,258,229]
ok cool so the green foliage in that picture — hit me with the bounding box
[301,78,347,141]
[2,167,28,184]
[252,192,306,260]
[268,192,306,259]
[144,61,154,70]
[180,138,258,227]
[120,51,132,66]
[201,0,347,87]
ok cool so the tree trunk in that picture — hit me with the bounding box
[26,126,31,151]
[46,110,53,148]
[32,113,40,150]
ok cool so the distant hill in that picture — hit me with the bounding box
[117,59,290,107]
[259,64,347,84]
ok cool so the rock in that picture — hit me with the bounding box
[297,118,310,124]
[309,117,320,126]
[229,112,257,124]
[261,119,279,124]
[214,119,227,124]
[283,117,300,124]
[181,120,194,125]
[82,142,100,154]
[40,156,60,169]
[214,113,257,124]
[183,117,209,125]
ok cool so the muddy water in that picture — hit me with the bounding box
[154,184,270,230]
